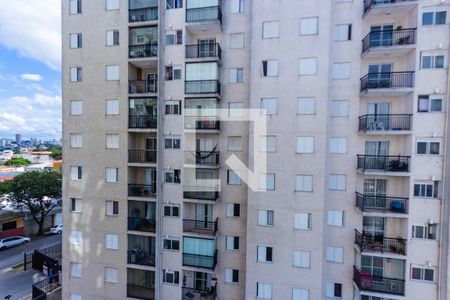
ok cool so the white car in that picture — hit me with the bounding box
[0,236,30,250]
[49,224,63,234]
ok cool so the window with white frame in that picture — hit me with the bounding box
[105,167,118,183]
[166,30,182,45]
[260,136,277,153]
[326,246,344,263]
[69,294,82,300]
[163,270,179,284]
[327,210,344,227]
[230,33,245,49]
[229,68,244,83]
[163,205,179,217]
[226,203,240,217]
[262,21,280,39]
[231,0,244,13]
[163,237,180,251]
[166,0,182,9]
[295,175,313,192]
[165,137,181,149]
[332,63,351,79]
[412,224,438,240]
[105,234,118,250]
[325,282,342,298]
[297,98,316,115]
[228,170,241,185]
[329,174,346,190]
[300,17,318,35]
[70,100,83,115]
[165,100,181,115]
[69,230,82,245]
[421,53,445,69]
[293,288,310,300]
[257,246,273,263]
[70,262,82,278]
[225,269,239,283]
[165,65,182,80]
[262,60,278,77]
[70,198,82,213]
[105,200,119,216]
[226,236,239,250]
[70,33,82,48]
[417,140,440,155]
[69,0,82,14]
[294,213,311,230]
[70,166,82,180]
[422,11,447,25]
[106,65,119,81]
[335,24,352,41]
[106,99,119,115]
[227,136,242,152]
[329,137,347,154]
[298,58,317,76]
[228,102,243,118]
[70,67,82,82]
[418,95,443,112]
[330,100,349,117]
[106,134,119,149]
[104,267,118,283]
[259,173,275,191]
[258,210,274,226]
[70,133,82,148]
[296,137,314,154]
[106,30,119,46]
[105,0,119,10]
[256,282,272,299]
[411,265,435,282]
[260,98,277,115]
[414,181,439,198]
[293,250,311,268]
[165,169,181,183]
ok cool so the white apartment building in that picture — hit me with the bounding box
[62,0,450,299]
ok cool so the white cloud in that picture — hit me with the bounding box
[0,0,61,70]
[21,73,43,82]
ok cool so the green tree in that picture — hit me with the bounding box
[9,171,62,235]
[49,146,62,160]
[0,180,12,195]
[4,158,32,166]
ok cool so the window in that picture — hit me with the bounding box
[327,210,344,227]
[105,167,118,183]
[260,136,277,153]
[293,250,311,268]
[70,295,82,300]
[106,65,119,81]
[163,205,179,217]
[332,63,351,79]
[70,262,82,278]
[166,0,182,9]
[106,30,119,46]
[414,182,439,198]
[417,141,440,155]
[330,100,349,117]
[70,33,82,48]
[231,0,244,13]
[163,238,180,251]
[70,100,83,115]
[226,236,239,250]
[105,0,119,10]
[70,67,82,82]
[106,99,119,115]
[70,133,82,148]
[105,234,118,250]
[257,246,273,263]
[296,137,314,154]
[258,210,274,226]
[259,173,275,191]
[325,282,342,298]
[70,166,82,180]
[298,58,317,76]
[104,267,118,283]
[418,95,443,112]
[329,174,346,190]
[229,102,243,118]
[229,68,244,83]
[165,137,181,149]
[326,246,344,263]
[421,53,445,69]
[294,213,311,230]
[165,66,182,80]
[226,203,241,217]
[422,11,447,25]
[329,138,347,154]
[69,230,82,245]
[262,21,279,39]
[106,201,119,216]
[69,0,82,14]
[295,175,313,192]
[412,224,437,240]
[228,170,241,185]
[225,269,239,283]
[335,24,352,41]
[293,288,310,300]
[163,270,179,284]
[166,30,182,45]
[262,60,278,77]
[106,134,119,149]
[230,33,245,49]
[227,136,242,152]
[70,198,82,213]
[411,266,435,282]
[260,98,277,115]
[165,169,181,183]
[165,100,182,115]
[256,282,272,299]
[297,98,316,115]
[300,17,318,35]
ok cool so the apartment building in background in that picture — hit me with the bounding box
[62,0,450,299]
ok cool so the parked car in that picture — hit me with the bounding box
[49,224,63,234]
[0,236,30,250]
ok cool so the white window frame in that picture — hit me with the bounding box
[105,234,119,250]
[104,267,118,284]
[332,62,351,80]
[106,30,119,46]
[70,262,82,278]
[70,100,83,115]
[329,137,348,154]
[106,134,119,149]
[297,97,316,115]
[326,246,344,263]
[230,33,245,49]
[105,200,119,216]
[262,21,280,39]
[230,0,244,13]
[335,24,352,41]
[327,210,344,227]
[294,213,312,230]
[256,282,272,299]
[300,17,319,36]
[258,210,274,227]
[228,170,241,185]
[260,135,277,153]
[227,136,242,152]
[226,203,240,217]
[293,250,311,268]
[105,0,119,10]
[262,60,279,77]
[295,175,313,192]
[328,174,346,190]
[106,65,120,81]
[296,137,314,154]
[106,99,119,115]
[298,57,317,76]
[330,100,349,117]
[105,167,118,183]
[260,98,277,115]
[70,133,82,148]
[259,173,275,191]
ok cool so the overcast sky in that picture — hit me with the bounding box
[0,0,62,140]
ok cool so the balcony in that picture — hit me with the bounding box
[128,217,156,233]
[182,284,217,300]
[128,183,156,198]
[129,7,158,23]
[358,114,412,134]
[129,115,157,129]
[355,192,408,214]
[183,218,218,236]
[183,186,219,201]
[353,266,405,296]
[182,250,217,270]
[354,229,406,255]
[186,6,221,23]
[127,268,155,300]
[357,155,410,174]
[186,43,221,60]
[185,116,220,131]
[129,80,157,95]
[362,29,416,58]
[363,0,417,18]
[129,150,157,164]
[185,151,220,166]
[129,43,158,59]
[360,72,414,95]
[185,80,220,95]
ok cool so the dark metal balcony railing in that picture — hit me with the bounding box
[358,114,412,132]
[186,6,222,23]
[183,188,219,201]
[129,80,157,94]
[128,217,156,232]
[185,151,220,165]
[128,250,155,266]
[185,116,220,130]
[129,43,158,58]
[357,155,410,172]
[364,0,417,14]
[129,150,157,164]
[354,229,407,255]
[185,80,220,94]
[129,7,158,22]
[355,192,408,214]
[362,28,416,53]
[360,72,414,92]
[186,43,222,60]
[128,183,157,197]
[353,266,405,296]
[127,284,155,300]
[182,283,217,300]
[182,250,217,270]
[183,218,218,236]
[129,114,157,129]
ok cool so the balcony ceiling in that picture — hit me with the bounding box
[129,59,158,69]
[364,3,417,19]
